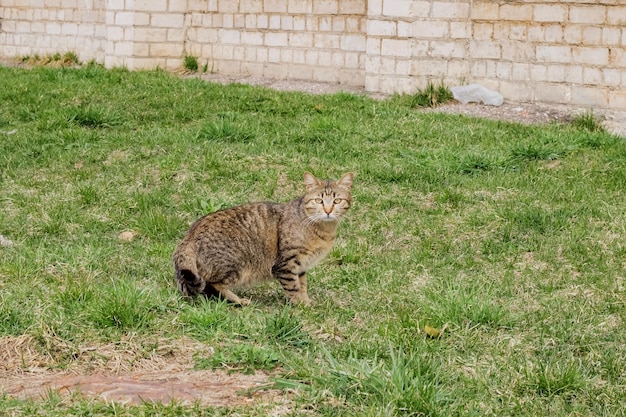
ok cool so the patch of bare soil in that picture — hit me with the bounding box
[0,335,283,409]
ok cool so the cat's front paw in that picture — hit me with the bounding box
[239,298,252,306]
[289,294,312,306]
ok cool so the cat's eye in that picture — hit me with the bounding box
[315,198,323,204]
[333,198,342,204]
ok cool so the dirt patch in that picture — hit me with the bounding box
[0,335,282,408]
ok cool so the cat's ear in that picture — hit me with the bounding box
[304,172,321,190]
[336,172,353,191]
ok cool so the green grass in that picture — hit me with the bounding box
[1,63,626,416]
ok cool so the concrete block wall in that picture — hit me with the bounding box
[184,0,367,85]
[1,0,625,110]
[0,0,107,63]
[469,0,626,110]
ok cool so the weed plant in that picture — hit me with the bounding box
[1,64,626,416]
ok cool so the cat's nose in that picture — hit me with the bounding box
[323,205,333,215]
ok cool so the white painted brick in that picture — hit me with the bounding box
[115,41,134,56]
[241,31,263,45]
[609,90,626,111]
[346,16,363,32]
[602,28,621,46]
[256,15,268,29]
[288,0,311,14]
[135,0,167,12]
[583,67,603,85]
[245,14,256,28]
[341,34,366,51]
[305,50,318,65]
[607,6,626,25]
[107,0,125,11]
[330,52,346,68]
[46,22,61,35]
[152,13,184,28]
[265,32,288,47]
[290,33,313,48]
[470,2,498,20]
[319,50,332,65]
[332,17,346,32]
[570,6,606,25]
[150,42,184,57]
[395,59,410,75]
[450,22,470,39]
[573,47,609,66]
[268,47,280,63]
[602,68,622,87]
[473,23,493,40]
[366,38,381,55]
[172,0,191,12]
[470,40,501,59]
[447,60,470,79]
[432,2,469,19]
[383,0,411,17]
[313,0,338,14]
[533,4,566,23]
[499,81,533,102]
[367,19,396,37]
[234,14,245,28]
[239,0,263,13]
[511,62,529,80]
[133,42,150,57]
[315,33,340,49]
[500,4,532,21]
[340,0,366,15]
[293,16,306,31]
[318,16,332,31]
[397,21,411,38]
[219,29,240,44]
[565,66,583,84]
[564,26,582,44]
[222,14,234,28]
[572,86,608,107]
[292,49,306,64]
[134,13,150,26]
[115,11,134,26]
[431,40,466,58]
[545,25,563,43]
[268,15,281,29]
[501,41,533,61]
[582,27,602,46]
[413,40,428,56]
[412,21,448,38]
[106,25,124,41]
[133,27,167,42]
[411,58,448,77]
[218,1,238,13]
[496,61,512,79]
[536,45,571,63]
[381,38,412,57]
[281,16,293,30]
[367,0,383,16]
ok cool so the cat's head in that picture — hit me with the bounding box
[302,172,353,223]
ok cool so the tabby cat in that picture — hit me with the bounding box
[173,172,353,306]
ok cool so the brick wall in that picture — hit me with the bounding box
[1,0,625,110]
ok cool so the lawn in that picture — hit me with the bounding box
[1,63,625,416]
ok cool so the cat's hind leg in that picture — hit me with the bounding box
[176,268,206,296]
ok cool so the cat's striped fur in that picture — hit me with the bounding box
[173,172,353,305]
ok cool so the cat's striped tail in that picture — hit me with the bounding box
[173,241,206,296]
